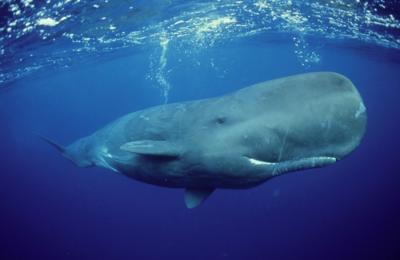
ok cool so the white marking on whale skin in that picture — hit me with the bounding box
[98,157,119,173]
[247,157,275,166]
[278,128,289,162]
[273,128,289,176]
[271,156,337,176]
[127,141,154,149]
[245,156,337,177]
[139,115,150,121]
[97,147,119,173]
[271,170,280,177]
[100,147,113,158]
[355,102,366,118]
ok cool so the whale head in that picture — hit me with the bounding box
[187,72,367,185]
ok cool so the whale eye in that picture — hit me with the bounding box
[215,116,226,124]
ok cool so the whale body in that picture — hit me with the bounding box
[43,72,367,208]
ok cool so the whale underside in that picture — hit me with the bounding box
[42,72,367,208]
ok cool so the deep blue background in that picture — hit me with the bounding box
[1,40,400,260]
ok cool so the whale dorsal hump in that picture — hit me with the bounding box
[120,140,182,158]
[184,188,215,209]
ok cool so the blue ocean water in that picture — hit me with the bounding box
[1,0,400,259]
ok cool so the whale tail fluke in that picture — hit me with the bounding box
[37,133,93,168]
[36,134,66,153]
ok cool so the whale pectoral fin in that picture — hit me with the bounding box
[120,140,182,158]
[184,188,215,209]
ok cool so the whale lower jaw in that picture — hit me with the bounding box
[245,156,337,176]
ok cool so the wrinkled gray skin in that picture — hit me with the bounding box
[46,72,366,207]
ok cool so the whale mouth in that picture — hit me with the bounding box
[245,156,337,176]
